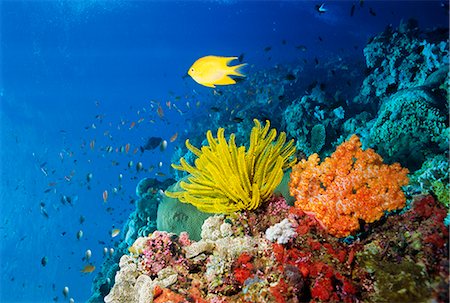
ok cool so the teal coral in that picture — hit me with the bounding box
[368,88,448,168]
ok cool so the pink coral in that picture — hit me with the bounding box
[142,231,188,276]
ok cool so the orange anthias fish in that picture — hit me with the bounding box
[157,104,164,118]
[170,132,178,143]
[81,264,96,273]
[102,190,108,203]
[125,143,130,154]
[89,140,95,150]
[188,55,247,88]
[129,121,136,129]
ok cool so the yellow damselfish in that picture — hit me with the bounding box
[188,55,247,88]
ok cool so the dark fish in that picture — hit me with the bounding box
[44,188,52,193]
[281,39,287,45]
[350,4,355,16]
[41,256,48,267]
[278,95,285,101]
[233,117,244,123]
[331,69,336,76]
[320,83,326,90]
[369,7,376,16]
[318,36,323,42]
[238,53,245,63]
[210,107,220,112]
[359,0,364,7]
[141,137,163,151]
[285,74,296,81]
[315,3,327,14]
[264,46,272,52]
[314,58,319,65]
[79,215,85,224]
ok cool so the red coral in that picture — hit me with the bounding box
[269,278,288,303]
[233,252,254,284]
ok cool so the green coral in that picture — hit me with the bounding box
[358,244,431,302]
[166,119,296,213]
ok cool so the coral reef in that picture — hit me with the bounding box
[289,135,409,237]
[367,87,448,168]
[357,19,449,105]
[167,119,296,213]
[105,194,448,302]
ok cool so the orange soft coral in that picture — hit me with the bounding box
[289,135,409,237]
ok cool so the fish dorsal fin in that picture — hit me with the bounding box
[214,56,238,66]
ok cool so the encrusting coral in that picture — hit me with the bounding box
[289,134,409,237]
[166,119,296,213]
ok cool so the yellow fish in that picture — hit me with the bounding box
[111,228,120,237]
[188,55,247,88]
[81,264,96,273]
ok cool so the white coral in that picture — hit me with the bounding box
[265,219,297,244]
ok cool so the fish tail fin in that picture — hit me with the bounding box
[229,63,247,77]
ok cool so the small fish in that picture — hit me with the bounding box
[85,249,92,260]
[63,286,69,299]
[188,55,247,88]
[137,117,145,123]
[76,230,83,240]
[109,248,115,256]
[129,121,136,129]
[156,172,166,177]
[158,161,163,168]
[118,174,123,181]
[238,53,245,63]
[296,45,307,51]
[40,205,49,219]
[166,100,171,109]
[142,137,162,151]
[79,215,85,224]
[315,3,327,14]
[264,46,272,52]
[160,140,168,151]
[369,7,376,16]
[350,4,355,16]
[233,117,244,123]
[210,106,220,112]
[86,173,93,182]
[128,161,133,168]
[81,264,96,273]
[103,247,108,256]
[41,256,48,267]
[157,104,164,118]
[170,132,178,143]
[136,162,143,172]
[102,190,108,203]
[111,229,120,237]
[285,73,296,81]
[125,143,130,154]
[89,140,95,150]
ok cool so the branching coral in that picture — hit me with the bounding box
[166,119,296,213]
[289,135,409,237]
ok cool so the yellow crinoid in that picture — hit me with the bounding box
[166,119,296,213]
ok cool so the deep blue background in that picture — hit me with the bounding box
[1,1,448,302]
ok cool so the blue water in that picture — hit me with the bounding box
[1,1,448,302]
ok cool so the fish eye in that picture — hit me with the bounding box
[190,68,194,72]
